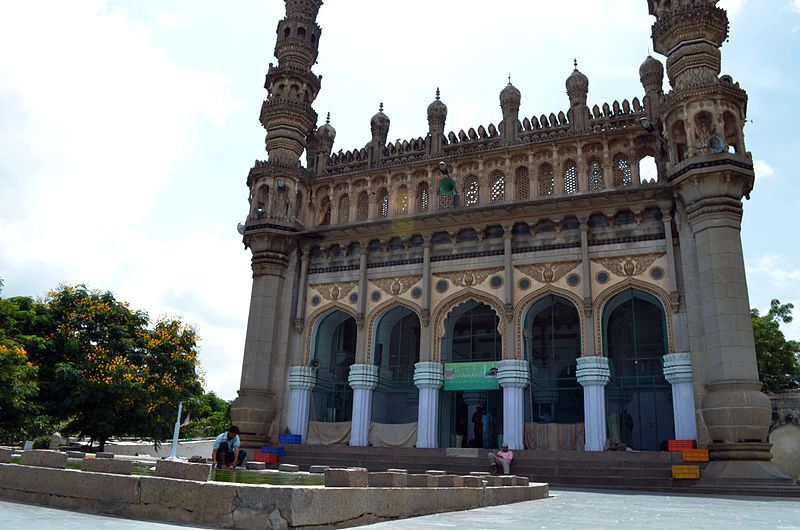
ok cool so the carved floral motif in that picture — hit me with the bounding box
[433,267,503,287]
[515,261,580,284]
[370,275,421,296]
[311,281,358,302]
[592,253,665,278]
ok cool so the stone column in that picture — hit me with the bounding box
[287,366,316,442]
[354,245,369,362]
[349,364,379,446]
[420,236,432,359]
[294,250,309,331]
[577,356,610,451]
[579,219,594,356]
[663,352,697,441]
[498,359,530,450]
[414,361,443,448]
[503,226,515,359]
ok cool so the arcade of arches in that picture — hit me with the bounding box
[288,289,692,451]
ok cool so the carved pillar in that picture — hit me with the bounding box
[503,226,515,359]
[579,219,594,356]
[287,365,316,442]
[414,361,443,448]
[355,244,369,363]
[663,353,697,441]
[420,236,433,360]
[294,250,310,332]
[498,359,530,450]
[349,363,379,446]
[577,356,610,451]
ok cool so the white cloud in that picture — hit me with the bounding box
[749,255,800,290]
[794,0,800,14]
[753,159,775,180]
[720,0,744,16]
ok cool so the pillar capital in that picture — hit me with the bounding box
[288,365,317,390]
[497,359,530,388]
[413,361,443,389]
[663,352,693,385]
[348,363,379,390]
[576,356,610,387]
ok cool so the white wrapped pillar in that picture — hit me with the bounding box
[663,352,697,441]
[577,356,610,452]
[497,359,530,450]
[348,363,379,447]
[413,361,443,448]
[287,365,316,443]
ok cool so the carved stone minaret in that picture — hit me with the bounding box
[566,61,590,132]
[369,103,390,166]
[639,55,664,126]
[499,79,521,144]
[231,0,325,445]
[427,88,447,157]
[649,0,785,480]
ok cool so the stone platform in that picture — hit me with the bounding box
[0,463,548,529]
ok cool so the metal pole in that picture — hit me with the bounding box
[167,401,183,461]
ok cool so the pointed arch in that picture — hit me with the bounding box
[515,286,585,360]
[395,185,409,215]
[365,298,422,364]
[613,153,633,187]
[588,158,605,191]
[377,187,389,218]
[514,166,530,200]
[489,170,506,202]
[303,302,357,364]
[432,289,506,362]
[416,181,430,213]
[563,160,578,194]
[538,163,555,195]
[338,194,350,223]
[463,175,480,206]
[356,190,369,221]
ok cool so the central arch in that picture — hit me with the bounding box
[310,309,357,423]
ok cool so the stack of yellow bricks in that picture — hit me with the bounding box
[672,447,708,479]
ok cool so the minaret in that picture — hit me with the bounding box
[232,0,324,445]
[427,88,447,157]
[566,60,589,132]
[648,0,783,480]
[499,77,521,144]
[369,103,390,166]
[639,55,664,126]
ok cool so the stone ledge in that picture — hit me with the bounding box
[20,450,67,469]
[81,458,133,475]
[155,460,211,482]
[368,472,407,487]
[0,448,12,464]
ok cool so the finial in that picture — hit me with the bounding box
[574,58,578,69]
[379,101,383,113]
[435,87,440,100]
[325,112,330,124]
[508,73,512,85]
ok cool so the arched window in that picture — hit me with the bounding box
[338,194,350,224]
[490,170,505,202]
[416,182,430,213]
[538,163,555,195]
[613,154,633,187]
[602,288,673,451]
[638,155,657,184]
[438,188,453,210]
[318,196,331,226]
[377,188,389,218]
[671,120,688,163]
[356,191,369,221]
[312,311,357,422]
[563,160,578,193]
[395,185,408,215]
[588,158,605,191]
[514,167,529,200]
[464,175,480,206]
[442,301,501,362]
[372,306,420,424]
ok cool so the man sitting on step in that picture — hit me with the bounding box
[488,442,514,475]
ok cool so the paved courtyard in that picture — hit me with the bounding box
[1,488,798,529]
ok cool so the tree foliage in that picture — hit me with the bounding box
[183,391,231,438]
[752,299,800,393]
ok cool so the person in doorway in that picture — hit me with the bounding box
[212,426,247,469]
[472,406,484,448]
[488,442,514,475]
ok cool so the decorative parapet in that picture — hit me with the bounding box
[663,352,693,385]
[413,361,444,389]
[576,356,610,387]
[497,359,530,389]
[348,363,380,390]
[288,365,317,390]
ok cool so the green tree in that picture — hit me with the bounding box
[35,285,204,450]
[184,391,231,438]
[752,299,800,393]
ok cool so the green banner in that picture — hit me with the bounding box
[443,361,499,391]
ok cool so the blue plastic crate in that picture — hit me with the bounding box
[260,446,286,457]
[279,434,302,444]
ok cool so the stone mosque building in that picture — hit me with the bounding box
[231,0,780,478]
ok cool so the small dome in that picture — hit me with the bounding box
[427,88,448,118]
[566,61,589,95]
[500,82,521,106]
[639,55,664,80]
[370,102,390,130]
[318,112,336,142]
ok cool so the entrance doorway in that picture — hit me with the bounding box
[440,390,502,448]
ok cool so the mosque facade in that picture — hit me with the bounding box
[231,0,777,476]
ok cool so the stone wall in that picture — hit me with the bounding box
[0,464,548,529]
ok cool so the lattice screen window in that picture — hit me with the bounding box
[396,186,409,215]
[588,159,605,191]
[438,191,453,209]
[338,194,350,223]
[416,182,429,212]
[514,167,529,200]
[464,176,480,206]
[538,163,555,195]
[613,154,633,187]
[377,188,389,218]
[356,191,369,221]
[490,170,505,202]
[319,197,331,226]
[564,161,578,194]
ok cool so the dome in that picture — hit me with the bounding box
[566,62,589,95]
[427,88,448,118]
[318,112,336,142]
[370,102,390,130]
[500,81,521,108]
[639,55,664,81]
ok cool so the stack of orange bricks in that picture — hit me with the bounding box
[668,440,708,479]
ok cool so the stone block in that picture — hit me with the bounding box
[95,452,115,459]
[406,474,436,487]
[499,475,514,486]
[513,476,529,486]
[425,469,446,475]
[368,472,407,487]
[0,447,12,463]
[483,476,503,486]
[308,465,328,474]
[81,458,133,475]
[155,460,211,482]
[386,468,407,473]
[20,450,67,469]
[138,477,237,527]
[66,451,86,459]
[324,467,368,487]
[468,471,490,476]
[278,463,299,473]
[435,475,464,487]
[461,475,484,487]
[246,461,266,470]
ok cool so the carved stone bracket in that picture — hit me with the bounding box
[293,318,304,334]
[433,267,503,287]
[370,275,421,296]
[515,261,580,284]
[591,252,664,278]
[504,302,514,321]
[583,297,593,318]
[420,308,430,327]
[355,312,365,329]
[669,290,681,312]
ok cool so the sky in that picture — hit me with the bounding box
[1,0,799,400]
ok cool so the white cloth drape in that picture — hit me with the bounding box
[368,422,418,447]
[306,421,352,445]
